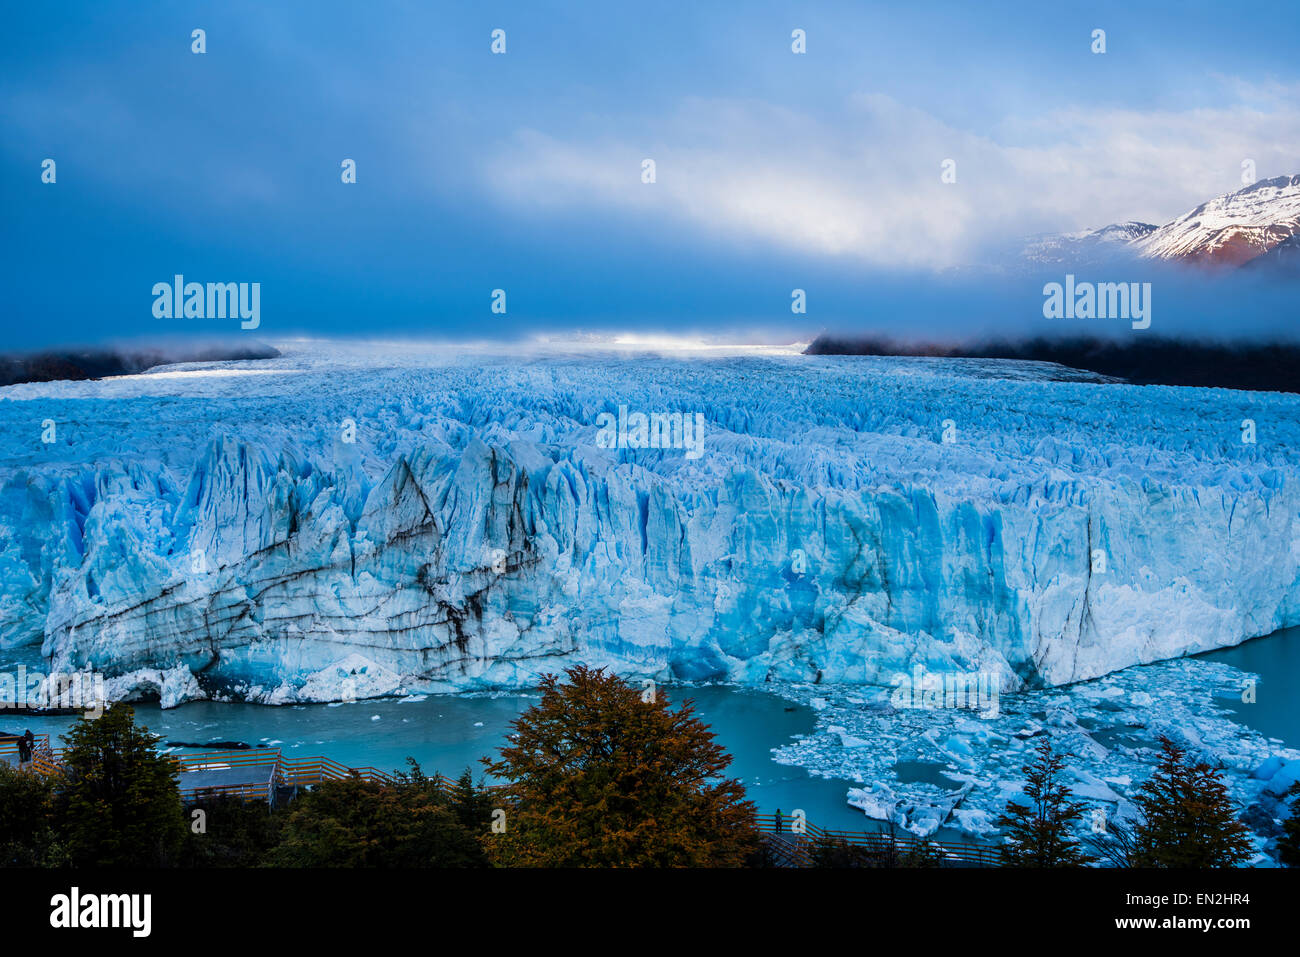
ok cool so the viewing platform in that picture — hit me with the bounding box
[0,733,405,804]
[2,732,1002,866]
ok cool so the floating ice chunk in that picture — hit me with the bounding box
[847,783,898,822]
[771,656,1299,862]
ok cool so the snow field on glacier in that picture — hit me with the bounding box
[0,340,1297,704]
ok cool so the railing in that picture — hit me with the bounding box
[174,749,281,772]
[0,731,51,754]
[279,755,401,789]
[9,737,427,802]
[0,732,58,774]
[759,816,1002,867]
[172,749,448,803]
[180,781,286,801]
[29,748,63,777]
[6,736,1004,865]
[173,749,286,802]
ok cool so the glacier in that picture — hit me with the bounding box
[0,339,1297,706]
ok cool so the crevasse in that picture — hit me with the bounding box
[0,343,1296,705]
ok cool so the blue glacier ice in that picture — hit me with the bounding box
[769,657,1300,863]
[0,340,1297,706]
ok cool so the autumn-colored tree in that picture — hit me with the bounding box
[997,738,1095,867]
[483,666,759,867]
[54,702,186,867]
[266,759,487,867]
[1130,737,1253,868]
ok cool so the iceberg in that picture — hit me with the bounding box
[771,657,1299,860]
[0,341,1296,704]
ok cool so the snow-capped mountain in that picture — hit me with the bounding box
[1020,222,1156,266]
[1242,229,1300,276]
[1135,174,1300,266]
[1024,174,1300,270]
[1,341,1297,706]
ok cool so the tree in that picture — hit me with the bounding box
[0,762,58,866]
[1085,815,1140,869]
[266,760,487,867]
[1279,783,1300,868]
[1130,736,1253,868]
[483,666,759,867]
[809,835,870,867]
[810,830,943,868]
[179,792,284,868]
[54,703,186,867]
[996,738,1095,867]
[448,767,495,837]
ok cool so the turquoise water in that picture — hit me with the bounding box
[1195,624,1300,745]
[5,625,1297,838]
[2,684,879,833]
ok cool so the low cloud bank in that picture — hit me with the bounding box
[0,340,281,388]
[804,334,1300,394]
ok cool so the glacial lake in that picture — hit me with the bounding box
[5,624,1298,837]
[1196,623,1300,745]
[6,683,881,832]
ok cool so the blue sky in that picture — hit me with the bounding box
[2,0,1298,350]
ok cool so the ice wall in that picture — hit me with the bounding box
[1,345,1296,704]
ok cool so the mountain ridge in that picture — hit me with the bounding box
[1024,174,1300,270]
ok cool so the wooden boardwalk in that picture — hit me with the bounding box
[1,734,430,804]
[0,732,59,776]
[758,815,1001,867]
[3,734,1003,866]
[170,748,408,803]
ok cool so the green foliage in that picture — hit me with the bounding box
[54,703,186,867]
[483,665,760,867]
[997,738,1095,867]
[1130,736,1253,868]
[265,761,488,867]
[898,839,945,868]
[0,762,58,866]
[449,767,495,837]
[1279,783,1300,868]
[809,831,943,868]
[179,793,284,868]
[808,835,865,867]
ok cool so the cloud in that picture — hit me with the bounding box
[483,84,1300,269]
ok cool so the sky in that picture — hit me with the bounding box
[2,0,1298,350]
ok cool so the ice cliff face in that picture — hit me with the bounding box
[1,342,1297,705]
